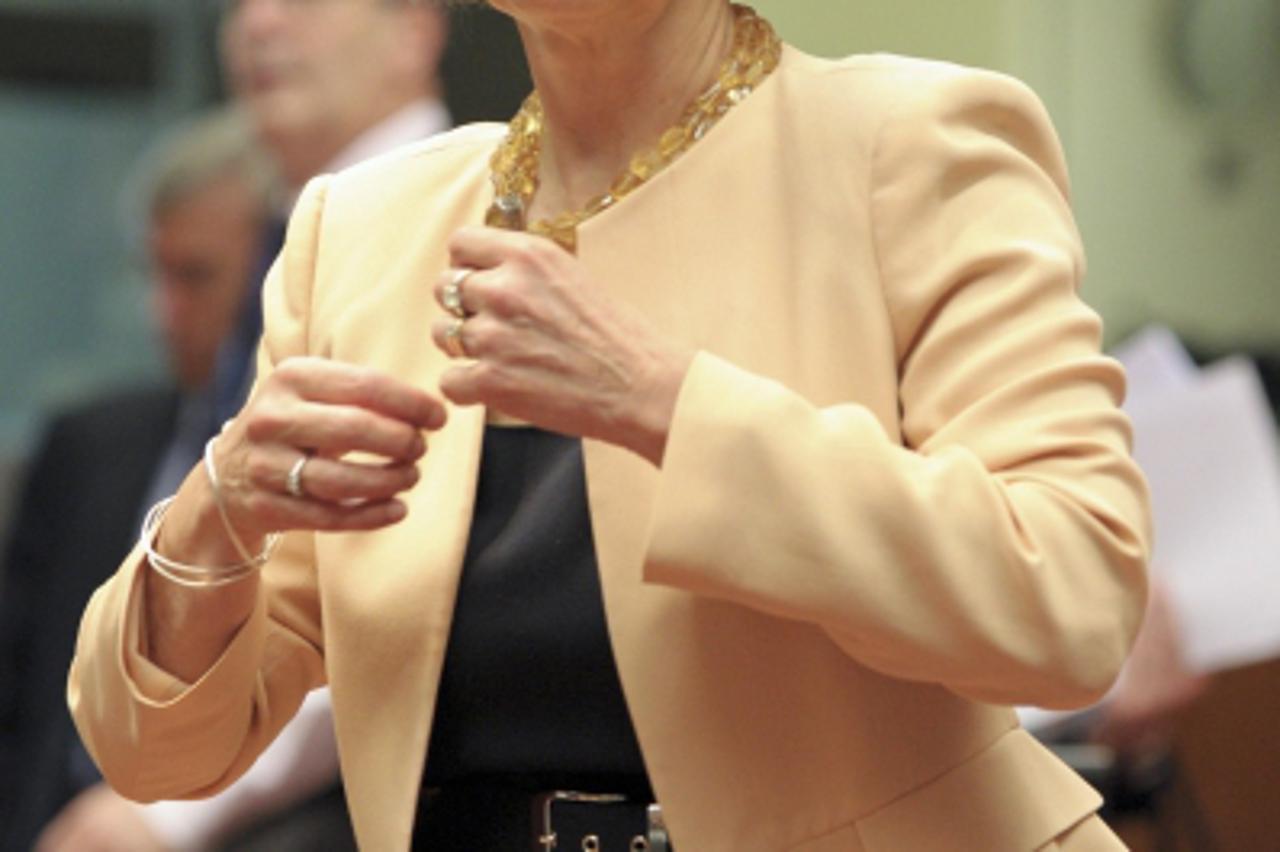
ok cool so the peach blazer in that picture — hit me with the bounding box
[70,46,1150,851]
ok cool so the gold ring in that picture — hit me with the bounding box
[442,268,473,319]
[443,317,468,358]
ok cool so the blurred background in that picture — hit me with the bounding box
[1,0,1277,849]
[0,0,533,509]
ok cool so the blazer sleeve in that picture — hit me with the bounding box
[67,178,333,802]
[643,68,1151,710]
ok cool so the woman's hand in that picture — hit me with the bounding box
[35,785,166,852]
[206,357,448,549]
[145,359,446,681]
[430,227,693,466]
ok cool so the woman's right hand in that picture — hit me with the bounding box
[142,356,446,681]
[170,356,448,558]
[215,356,447,544]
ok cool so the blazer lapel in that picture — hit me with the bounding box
[311,156,494,849]
[319,401,486,849]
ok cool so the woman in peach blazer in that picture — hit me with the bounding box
[69,2,1148,849]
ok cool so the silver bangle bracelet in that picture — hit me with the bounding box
[203,434,259,564]
[141,497,278,589]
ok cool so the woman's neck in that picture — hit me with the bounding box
[512,1,736,218]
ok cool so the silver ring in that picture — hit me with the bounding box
[285,454,310,499]
[443,268,473,319]
[443,317,468,358]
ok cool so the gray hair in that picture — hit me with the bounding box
[147,107,276,216]
[122,106,278,244]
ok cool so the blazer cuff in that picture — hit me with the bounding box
[120,547,267,706]
[643,350,884,610]
[104,545,269,796]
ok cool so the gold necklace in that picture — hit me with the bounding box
[485,4,782,252]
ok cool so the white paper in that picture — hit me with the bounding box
[1111,325,1200,399]
[1125,356,1280,673]
[1020,331,1280,732]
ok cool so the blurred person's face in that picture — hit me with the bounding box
[147,177,262,389]
[219,0,419,177]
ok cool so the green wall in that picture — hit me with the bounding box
[753,0,1010,69]
[753,0,1280,351]
[1027,0,1280,350]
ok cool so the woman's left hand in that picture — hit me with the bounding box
[431,226,693,466]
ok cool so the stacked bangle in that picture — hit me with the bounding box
[203,435,259,563]
[141,498,278,589]
[140,434,278,589]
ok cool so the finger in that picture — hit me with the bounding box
[242,490,411,534]
[430,316,480,360]
[447,225,561,271]
[438,362,489,408]
[248,447,420,504]
[255,400,429,462]
[274,357,446,431]
[280,496,411,533]
[301,458,420,504]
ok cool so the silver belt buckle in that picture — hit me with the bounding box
[645,803,670,852]
[534,790,669,852]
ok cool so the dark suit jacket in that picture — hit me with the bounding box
[0,385,178,851]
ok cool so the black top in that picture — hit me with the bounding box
[423,426,648,792]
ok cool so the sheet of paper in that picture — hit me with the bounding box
[1020,333,1280,732]
[1126,356,1280,672]
[1111,325,1200,400]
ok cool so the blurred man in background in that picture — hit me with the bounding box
[0,107,274,852]
[8,2,453,850]
[212,0,452,423]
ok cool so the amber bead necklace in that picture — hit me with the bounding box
[485,4,782,252]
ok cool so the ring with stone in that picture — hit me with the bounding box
[443,268,474,319]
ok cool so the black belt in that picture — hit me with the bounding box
[415,780,671,851]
